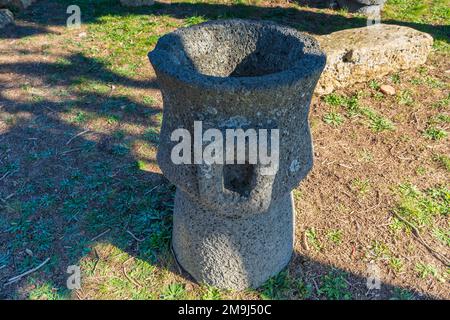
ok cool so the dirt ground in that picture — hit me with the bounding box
[0,0,448,300]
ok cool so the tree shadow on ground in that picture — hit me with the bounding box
[1,0,448,47]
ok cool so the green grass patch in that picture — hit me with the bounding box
[184,15,208,27]
[423,127,448,141]
[323,112,344,127]
[390,288,415,300]
[433,154,450,171]
[433,227,450,246]
[305,227,322,251]
[160,283,186,300]
[28,280,69,300]
[201,285,223,300]
[326,229,343,245]
[258,271,310,300]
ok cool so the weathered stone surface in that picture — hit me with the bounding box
[119,0,154,7]
[0,9,13,28]
[0,0,34,11]
[316,24,433,95]
[149,19,326,290]
[337,0,386,14]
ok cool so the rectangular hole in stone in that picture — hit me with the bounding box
[223,163,256,197]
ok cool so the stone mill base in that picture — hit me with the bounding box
[172,190,295,290]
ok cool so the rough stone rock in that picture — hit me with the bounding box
[149,19,326,290]
[316,24,433,95]
[337,0,386,14]
[0,9,13,28]
[119,0,154,6]
[0,0,34,11]
[380,84,395,96]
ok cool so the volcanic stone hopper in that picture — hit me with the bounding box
[149,19,326,290]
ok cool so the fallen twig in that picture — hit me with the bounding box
[90,229,111,242]
[5,258,50,285]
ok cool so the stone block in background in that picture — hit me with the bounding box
[316,24,433,95]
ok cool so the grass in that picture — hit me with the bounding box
[369,79,381,91]
[258,270,313,300]
[322,93,395,132]
[28,280,69,300]
[398,89,414,106]
[361,108,396,132]
[144,127,160,144]
[184,15,208,26]
[392,184,449,231]
[384,0,450,52]
[390,73,401,84]
[71,111,89,124]
[323,93,348,107]
[143,96,156,106]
